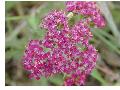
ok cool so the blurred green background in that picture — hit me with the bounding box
[5,1,120,86]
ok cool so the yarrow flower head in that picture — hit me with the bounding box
[23,1,106,86]
[66,1,106,28]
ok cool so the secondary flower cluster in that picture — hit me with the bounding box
[23,1,105,86]
[66,1,106,28]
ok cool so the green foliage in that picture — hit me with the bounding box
[48,74,64,86]
[91,69,108,85]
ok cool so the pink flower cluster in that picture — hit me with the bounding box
[23,1,105,86]
[66,1,106,28]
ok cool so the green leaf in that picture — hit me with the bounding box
[91,69,107,85]
[32,77,48,86]
[6,16,28,21]
[27,15,38,30]
[48,74,64,86]
[92,30,120,55]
